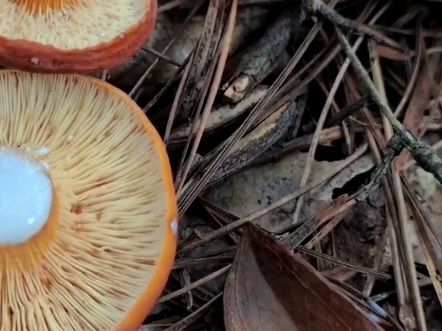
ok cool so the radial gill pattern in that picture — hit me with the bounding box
[11,0,78,11]
[0,0,146,49]
[0,71,168,331]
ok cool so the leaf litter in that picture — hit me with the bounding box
[83,0,442,330]
[204,149,374,233]
[224,223,385,331]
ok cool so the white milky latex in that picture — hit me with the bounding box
[0,149,52,245]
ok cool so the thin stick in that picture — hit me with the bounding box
[302,0,403,51]
[336,29,442,185]
[158,265,231,303]
[163,293,223,331]
[178,143,367,253]
[176,0,238,192]
[368,38,427,331]
[292,2,384,225]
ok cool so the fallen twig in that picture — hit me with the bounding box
[222,5,305,103]
[336,29,442,186]
[178,143,367,252]
[356,136,403,202]
[302,0,404,51]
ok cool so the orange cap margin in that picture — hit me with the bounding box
[0,0,157,74]
[89,76,178,331]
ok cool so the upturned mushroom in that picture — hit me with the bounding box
[0,70,178,331]
[0,0,157,73]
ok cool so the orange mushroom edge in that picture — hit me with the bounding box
[0,71,178,331]
[0,0,157,73]
[114,77,179,331]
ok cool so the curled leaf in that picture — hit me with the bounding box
[224,223,385,331]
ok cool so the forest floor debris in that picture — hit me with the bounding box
[96,0,442,330]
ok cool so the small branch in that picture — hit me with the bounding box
[302,0,404,51]
[326,94,372,127]
[356,136,403,202]
[335,29,442,186]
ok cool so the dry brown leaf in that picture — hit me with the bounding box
[396,40,442,168]
[375,45,410,61]
[223,223,385,331]
[405,164,442,266]
[204,152,374,233]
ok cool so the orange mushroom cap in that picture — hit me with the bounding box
[0,0,157,73]
[0,70,178,331]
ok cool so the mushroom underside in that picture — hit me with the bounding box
[0,71,173,331]
[0,0,157,72]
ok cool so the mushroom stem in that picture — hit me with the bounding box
[0,147,53,245]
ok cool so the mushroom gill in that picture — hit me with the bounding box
[0,70,178,331]
[0,0,157,72]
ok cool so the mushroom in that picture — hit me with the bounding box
[0,0,157,73]
[0,70,178,331]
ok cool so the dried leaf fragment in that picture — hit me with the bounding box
[106,7,271,86]
[223,6,305,103]
[169,86,268,145]
[204,152,374,234]
[209,98,297,184]
[224,223,385,331]
[375,45,411,61]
